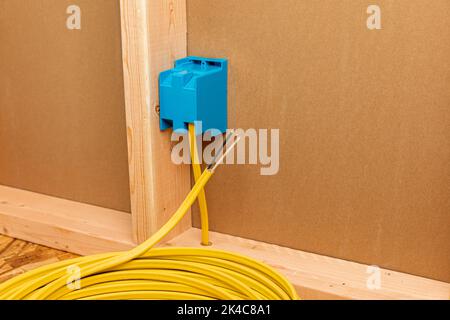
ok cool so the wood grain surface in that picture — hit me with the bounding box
[0,235,78,284]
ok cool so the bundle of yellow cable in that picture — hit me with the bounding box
[0,124,298,300]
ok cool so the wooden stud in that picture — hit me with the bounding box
[120,0,191,243]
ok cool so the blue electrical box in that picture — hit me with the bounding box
[159,56,228,135]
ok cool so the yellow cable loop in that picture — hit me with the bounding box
[0,123,299,301]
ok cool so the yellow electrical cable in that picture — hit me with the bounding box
[0,124,299,301]
[188,123,210,246]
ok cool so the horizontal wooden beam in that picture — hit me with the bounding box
[163,228,450,300]
[0,185,135,255]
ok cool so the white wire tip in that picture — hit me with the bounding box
[208,130,242,172]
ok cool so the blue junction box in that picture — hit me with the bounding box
[159,56,228,135]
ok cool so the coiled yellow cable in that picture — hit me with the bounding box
[0,124,298,300]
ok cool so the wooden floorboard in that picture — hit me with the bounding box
[0,235,78,284]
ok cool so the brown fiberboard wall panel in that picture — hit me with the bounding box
[188,0,450,282]
[0,0,131,212]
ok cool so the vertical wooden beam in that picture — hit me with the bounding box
[120,0,190,243]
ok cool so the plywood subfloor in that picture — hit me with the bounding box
[0,235,78,284]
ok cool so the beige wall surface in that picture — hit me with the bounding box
[188,0,450,282]
[0,0,131,212]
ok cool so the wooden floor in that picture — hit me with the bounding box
[0,235,78,284]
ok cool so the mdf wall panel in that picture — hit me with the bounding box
[0,0,131,212]
[188,0,450,282]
